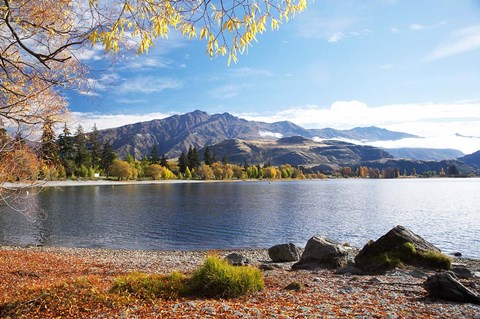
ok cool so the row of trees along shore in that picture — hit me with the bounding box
[0,122,468,182]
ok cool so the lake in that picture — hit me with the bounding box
[1,179,479,258]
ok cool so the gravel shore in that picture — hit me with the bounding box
[1,245,479,318]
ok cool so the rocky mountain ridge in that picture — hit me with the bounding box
[94,110,418,159]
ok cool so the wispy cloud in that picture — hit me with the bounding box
[294,9,371,43]
[209,84,243,99]
[229,68,273,78]
[428,25,480,60]
[79,73,121,94]
[409,21,446,31]
[116,98,148,104]
[121,56,172,70]
[327,32,345,43]
[78,90,100,97]
[117,77,183,94]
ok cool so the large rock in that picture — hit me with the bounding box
[292,236,358,269]
[354,225,451,273]
[424,272,480,304]
[268,243,301,262]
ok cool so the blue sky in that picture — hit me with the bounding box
[69,0,480,154]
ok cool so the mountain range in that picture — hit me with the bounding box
[95,110,417,159]
[92,110,479,174]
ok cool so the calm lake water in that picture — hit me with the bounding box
[1,179,479,258]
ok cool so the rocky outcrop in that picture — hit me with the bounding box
[292,236,358,270]
[423,272,480,304]
[354,225,452,273]
[268,243,301,262]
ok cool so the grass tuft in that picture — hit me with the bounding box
[189,256,264,298]
[110,271,188,300]
[420,250,452,269]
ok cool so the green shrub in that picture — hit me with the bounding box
[110,271,188,300]
[189,256,264,298]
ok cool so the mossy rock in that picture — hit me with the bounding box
[355,225,452,273]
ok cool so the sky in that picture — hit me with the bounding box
[67,0,480,154]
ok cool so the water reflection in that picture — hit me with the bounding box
[0,179,479,258]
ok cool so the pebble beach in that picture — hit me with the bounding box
[1,245,479,318]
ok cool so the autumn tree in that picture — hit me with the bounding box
[1,0,307,203]
[197,163,214,180]
[109,159,133,180]
[1,0,307,129]
[145,164,162,180]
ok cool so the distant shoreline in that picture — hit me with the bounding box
[3,177,479,189]
[1,178,270,189]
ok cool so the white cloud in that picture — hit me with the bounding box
[78,90,100,97]
[259,131,283,139]
[410,23,425,31]
[237,101,480,154]
[429,25,480,60]
[117,77,183,94]
[77,45,105,61]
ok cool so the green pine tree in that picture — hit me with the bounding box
[40,118,60,166]
[150,144,159,164]
[178,151,188,174]
[203,146,213,165]
[90,123,101,169]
